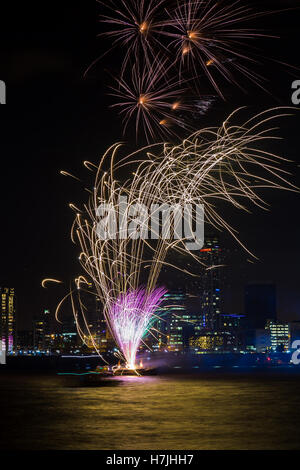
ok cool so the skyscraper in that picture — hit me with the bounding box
[1,287,16,352]
[33,309,52,351]
[159,234,222,334]
[76,283,111,353]
[245,283,277,329]
[198,236,222,331]
[166,290,188,352]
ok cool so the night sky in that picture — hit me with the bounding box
[0,0,299,330]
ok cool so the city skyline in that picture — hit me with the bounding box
[6,233,300,357]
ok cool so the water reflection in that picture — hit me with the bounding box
[1,372,300,450]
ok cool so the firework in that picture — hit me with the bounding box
[161,0,270,97]
[97,0,168,76]
[65,109,297,369]
[109,287,167,370]
[92,0,282,139]
[110,59,193,141]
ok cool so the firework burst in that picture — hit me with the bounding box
[91,0,286,139]
[110,59,193,141]
[161,0,271,97]
[97,0,168,75]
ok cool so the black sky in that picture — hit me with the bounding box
[0,0,300,329]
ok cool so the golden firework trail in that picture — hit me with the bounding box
[64,108,297,368]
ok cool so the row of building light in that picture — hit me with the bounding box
[1,237,299,357]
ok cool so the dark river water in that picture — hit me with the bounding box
[1,370,300,450]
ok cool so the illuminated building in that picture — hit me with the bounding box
[76,283,112,353]
[266,320,290,352]
[147,290,194,352]
[216,313,246,351]
[17,330,33,350]
[167,290,187,351]
[151,290,187,352]
[146,235,223,353]
[157,235,222,347]
[33,309,52,350]
[33,318,45,350]
[145,235,223,353]
[199,236,222,331]
[189,332,225,352]
[59,332,78,351]
[1,287,16,352]
[95,296,112,353]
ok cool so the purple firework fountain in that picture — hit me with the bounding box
[109,287,167,370]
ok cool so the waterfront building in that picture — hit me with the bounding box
[198,236,222,331]
[155,235,223,349]
[0,287,16,352]
[266,320,290,352]
[189,332,228,352]
[16,330,34,350]
[33,309,52,350]
[154,290,187,352]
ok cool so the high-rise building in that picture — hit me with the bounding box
[245,283,276,329]
[1,287,16,352]
[145,234,223,354]
[166,290,188,352]
[217,313,246,351]
[146,290,195,352]
[17,330,34,351]
[266,320,290,352]
[160,235,222,334]
[58,314,78,352]
[75,283,112,353]
[198,236,222,331]
[93,295,109,353]
[33,309,52,350]
[150,290,185,352]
